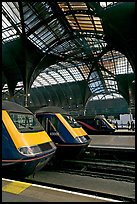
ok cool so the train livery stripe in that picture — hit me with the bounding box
[74,127,88,136]
[2,110,52,148]
[102,117,115,129]
[56,114,87,137]
[2,180,32,194]
[78,121,97,131]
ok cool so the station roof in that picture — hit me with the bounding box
[2,2,135,111]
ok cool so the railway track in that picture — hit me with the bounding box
[3,157,135,202]
[2,147,135,202]
[83,146,135,161]
[50,158,135,183]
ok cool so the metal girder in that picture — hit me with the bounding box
[2,2,135,111]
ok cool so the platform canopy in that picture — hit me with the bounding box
[2,2,135,112]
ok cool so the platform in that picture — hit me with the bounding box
[89,133,135,150]
[2,177,124,202]
[2,132,135,202]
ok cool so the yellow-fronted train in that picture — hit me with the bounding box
[35,106,91,159]
[2,101,56,178]
[75,115,115,135]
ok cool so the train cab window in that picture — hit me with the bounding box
[63,115,81,128]
[9,112,44,132]
[95,118,107,130]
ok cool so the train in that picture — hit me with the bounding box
[35,106,91,158]
[2,101,57,178]
[75,115,115,135]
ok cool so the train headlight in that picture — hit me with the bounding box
[18,147,34,156]
[75,136,83,143]
[18,142,56,156]
[50,141,57,149]
[75,136,89,143]
[81,136,88,142]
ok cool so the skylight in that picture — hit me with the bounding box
[2,2,21,43]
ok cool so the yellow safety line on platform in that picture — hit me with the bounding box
[2,180,32,194]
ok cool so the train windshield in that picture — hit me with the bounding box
[102,117,115,129]
[9,112,44,132]
[63,115,81,128]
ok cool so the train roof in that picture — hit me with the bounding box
[35,106,68,115]
[2,100,33,114]
[75,115,104,120]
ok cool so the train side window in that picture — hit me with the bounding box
[50,116,59,131]
[45,118,49,132]
[41,118,46,130]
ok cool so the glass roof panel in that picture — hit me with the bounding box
[85,36,106,57]
[48,19,65,37]
[69,2,87,10]
[68,67,84,81]
[88,71,105,94]
[22,2,65,52]
[100,50,133,75]
[2,1,134,105]
[32,61,86,88]
[49,71,66,83]
[37,75,49,85]
[2,2,21,43]
[90,93,123,101]
[93,16,103,32]
[89,66,120,95]
[58,2,87,12]
[2,81,24,93]
[32,80,42,88]
[40,73,57,85]
[66,14,94,31]
[104,79,118,92]
[99,2,117,8]
[78,64,90,79]
[65,12,103,32]
[2,84,9,93]
[115,56,133,75]
[15,82,24,91]
[3,2,21,24]
[58,69,75,82]
[59,2,98,30]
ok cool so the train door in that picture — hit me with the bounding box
[37,115,50,134]
[47,115,65,144]
[40,115,55,136]
[41,117,49,132]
